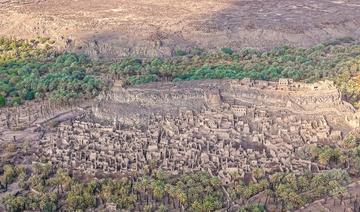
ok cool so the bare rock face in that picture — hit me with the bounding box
[1,0,360,58]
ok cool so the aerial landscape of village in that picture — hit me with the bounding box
[1,0,360,211]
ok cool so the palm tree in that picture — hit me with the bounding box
[176,189,187,211]
[134,181,144,204]
[99,180,113,204]
[252,168,265,182]
[49,175,62,194]
[284,173,298,191]
[0,165,16,190]
[140,177,151,204]
[54,169,72,193]
[150,180,166,202]
[165,184,177,209]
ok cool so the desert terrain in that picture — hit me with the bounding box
[1,0,360,58]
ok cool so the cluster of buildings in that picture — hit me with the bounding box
[37,79,357,181]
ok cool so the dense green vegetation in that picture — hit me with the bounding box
[228,169,350,210]
[0,164,350,211]
[110,40,360,85]
[0,38,105,106]
[0,163,352,212]
[2,37,360,107]
[0,164,225,211]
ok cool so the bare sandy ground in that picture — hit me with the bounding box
[0,0,360,58]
